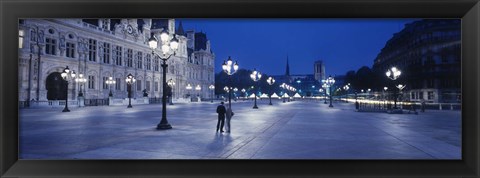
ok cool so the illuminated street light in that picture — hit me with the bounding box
[209,84,215,103]
[61,66,76,112]
[222,56,239,108]
[325,75,336,107]
[266,77,275,105]
[250,68,262,109]
[148,30,179,130]
[125,73,135,108]
[167,79,175,105]
[105,77,115,97]
[385,66,402,109]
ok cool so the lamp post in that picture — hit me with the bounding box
[241,88,246,101]
[325,75,335,107]
[209,84,215,103]
[75,74,87,97]
[396,84,406,108]
[167,79,175,105]
[322,83,328,104]
[343,84,350,103]
[222,56,239,108]
[106,77,116,97]
[266,77,275,105]
[386,66,402,109]
[61,66,76,112]
[250,68,262,109]
[281,83,287,103]
[148,30,178,130]
[233,87,238,101]
[125,73,135,108]
[223,86,230,102]
[186,84,192,100]
[383,87,388,108]
[195,84,201,102]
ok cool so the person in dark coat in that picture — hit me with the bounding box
[216,102,227,132]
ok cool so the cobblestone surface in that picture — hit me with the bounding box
[19,99,461,159]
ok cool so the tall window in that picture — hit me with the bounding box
[115,78,121,90]
[136,80,142,91]
[102,77,109,89]
[155,82,159,91]
[153,56,159,71]
[146,81,151,91]
[136,51,143,69]
[66,42,75,58]
[88,76,95,89]
[103,43,110,64]
[45,38,56,55]
[113,46,122,66]
[19,30,24,48]
[88,39,97,62]
[146,56,152,70]
[126,49,133,67]
[30,30,37,42]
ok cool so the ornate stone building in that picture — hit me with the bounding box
[18,19,215,103]
[372,19,461,103]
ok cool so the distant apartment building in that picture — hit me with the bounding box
[372,19,461,103]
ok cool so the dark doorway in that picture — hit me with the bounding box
[46,72,67,100]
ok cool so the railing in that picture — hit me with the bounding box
[149,97,162,104]
[84,99,109,106]
[351,99,461,112]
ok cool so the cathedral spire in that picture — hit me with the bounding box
[176,21,185,36]
[285,55,290,76]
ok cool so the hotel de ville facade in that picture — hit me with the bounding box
[18,19,215,106]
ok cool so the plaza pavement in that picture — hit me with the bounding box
[19,99,461,159]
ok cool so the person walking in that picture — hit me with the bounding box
[216,102,226,132]
[225,106,234,133]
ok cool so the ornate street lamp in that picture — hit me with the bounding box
[325,75,335,107]
[266,77,275,105]
[223,86,230,102]
[322,82,328,104]
[281,83,287,103]
[148,30,178,130]
[75,74,87,97]
[222,56,239,108]
[396,84,406,106]
[343,84,350,103]
[105,77,116,97]
[209,84,215,103]
[186,83,192,99]
[167,79,175,105]
[386,66,402,109]
[241,88,246,101]
[233,87,238,101]
[250,68,262,109]
[195,84,201,101]
[125,73,136,108]
[61,66,76,112]
[383,86,388,107]
[319,88,323,98]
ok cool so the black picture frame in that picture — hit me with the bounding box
[1,0,479,177]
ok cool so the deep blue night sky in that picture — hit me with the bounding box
[178,19,417,76]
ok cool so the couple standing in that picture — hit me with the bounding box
[216,102,234,133]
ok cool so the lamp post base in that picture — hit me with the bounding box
[157,123,172,130]
[329,104,334,108]
[62,108,70,112]
[127,105,132,108]
[253,105,258,109]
